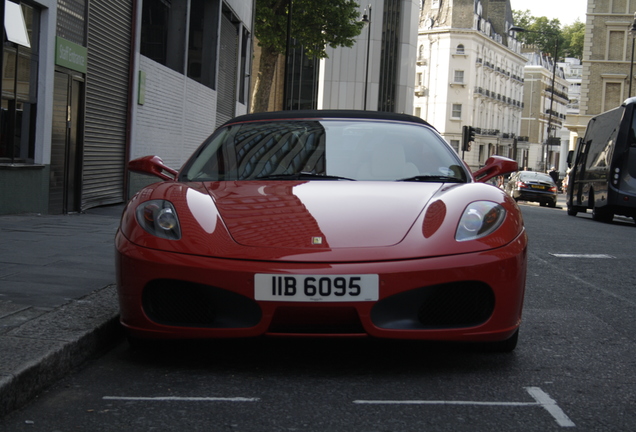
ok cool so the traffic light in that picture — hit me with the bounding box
[462,125,476,152]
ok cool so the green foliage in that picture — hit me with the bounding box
[562,20,585,59]
[254,0,289,55]
[512,10,584,60]
[254,0,365,59]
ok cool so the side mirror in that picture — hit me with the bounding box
[472,155,518,183]
[128,155,178,181]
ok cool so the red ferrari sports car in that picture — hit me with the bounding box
[116,110,527,352]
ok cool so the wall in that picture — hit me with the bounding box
[0,166,48,215]
[129,57,225,195]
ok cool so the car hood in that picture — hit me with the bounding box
[120,180,524,262]
[203,181,439,249]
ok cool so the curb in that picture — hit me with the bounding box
[0,285,123,418]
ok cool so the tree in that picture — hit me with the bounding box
[512,11,585,61]
[562,20,585,60]
[512,11,565,60]
[252,0,365,113]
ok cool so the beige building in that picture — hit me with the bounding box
[518,51,569,171]
[414,0,527,170]
[567,0,636,142]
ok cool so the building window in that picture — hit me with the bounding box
[141,0,232,92]
[1,3,39,164]
[603,81,622,112]
[450,139,460,152]
[238,27,249,104]
[188,0,220,88]
[456,44,465,55]
[415,106,421,117]
[416,72,422,86]
[454,70,464,84]
[607,30,625,61]
[141,0,187,74]
[451,104,462,119]
[378,0,401,112]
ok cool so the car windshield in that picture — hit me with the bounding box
[180,119,468,183]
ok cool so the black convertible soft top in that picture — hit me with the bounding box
[222,109,435,129]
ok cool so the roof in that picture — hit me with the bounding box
[222,110,434,129]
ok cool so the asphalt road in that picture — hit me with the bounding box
[1,201,635,431]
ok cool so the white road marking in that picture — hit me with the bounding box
[354,400,537,406]
[103,388,575,427]
[526,387,576,427]
[103,396,259,402]
[354,387,575,428]
[532,251,635,306]
[550,253,614,259]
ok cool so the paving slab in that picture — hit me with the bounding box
[0,205,125,418]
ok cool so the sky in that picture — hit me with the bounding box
[509,0,587,26]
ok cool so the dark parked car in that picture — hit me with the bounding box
[505,171,558,207]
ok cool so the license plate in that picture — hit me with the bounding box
[531,185,545,190]
[254,274,379,302]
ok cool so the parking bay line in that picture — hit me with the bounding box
[550,253,614,259]
[354,386,575,428]
[103,396,259,402]
[103,387,574,428]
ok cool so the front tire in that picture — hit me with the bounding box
[472,329,519,353]
[592,205,613,223]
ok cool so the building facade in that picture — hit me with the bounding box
[518,50,569,172]
[252,0,420,115]
[0,0,134,215]
[319,0,419,113]
[414,0,527,171]
[568,0,636,141]
[558,57,582,174]
[0,0,253,215]
[129,0,253,196]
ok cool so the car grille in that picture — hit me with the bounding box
[142,279,261,328]
[268,306,365,334]
[371,282,495,329]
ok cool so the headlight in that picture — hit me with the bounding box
[456,201,506,242]
[135,200,181,240]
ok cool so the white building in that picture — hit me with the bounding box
[414,0,527,170]
[559,58,583,174]
[318,0,420,113]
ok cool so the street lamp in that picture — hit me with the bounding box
[510,25,559,172]
[361,5,372,110]
[628,13,636,97]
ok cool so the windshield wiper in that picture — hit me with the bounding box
[255,172,355,181]
[397,175,464,183]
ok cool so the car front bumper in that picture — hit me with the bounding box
[116,230,527,343]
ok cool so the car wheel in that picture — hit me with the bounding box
[592,206,613,223]
[548,201,557,208]
[127,335,163,351]
[472,329,519,353]
[567,207,578,216]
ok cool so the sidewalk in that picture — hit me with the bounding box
[0,205,125,417]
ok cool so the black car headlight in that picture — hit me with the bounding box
[456,201,506,242]
[135,200,182,240]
